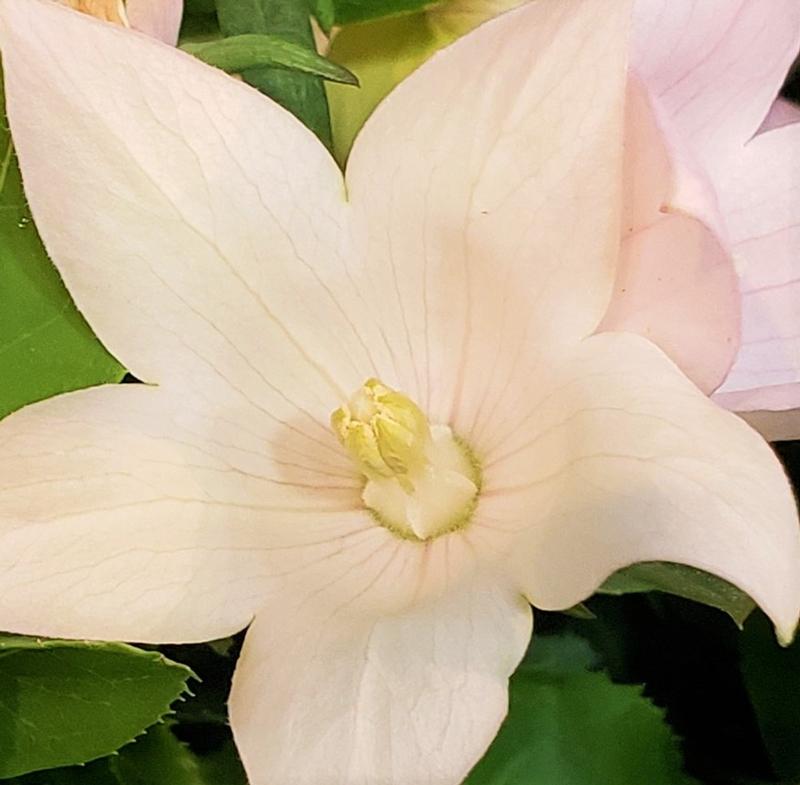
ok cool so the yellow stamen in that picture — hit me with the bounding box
[332,379,480,541]
[331,378,430,481]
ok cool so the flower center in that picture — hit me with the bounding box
[331,379,480,541]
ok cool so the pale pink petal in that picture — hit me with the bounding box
[345,0,631,431]
[230,577,532,785]
[0,385,384,643]
[126,0,182,45]
[713,122,800,422]
[760,98,800,133]
[479,333,800,643]
[619,79,674,233]
[600,216,738,393]
[598,79,739,393]
[632,0,800,177]
[0,0,390,432]
[617,79,726,236]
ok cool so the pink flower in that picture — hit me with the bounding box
[599,1,800,439]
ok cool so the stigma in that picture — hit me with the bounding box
[332,379,480,541]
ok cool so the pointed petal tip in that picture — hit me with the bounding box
[488,333,800,642]
[777,620,798,648]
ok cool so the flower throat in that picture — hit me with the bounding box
[331,379,480,541]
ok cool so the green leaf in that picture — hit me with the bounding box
[332,0,439,25]
[112,726,206,785]
[5,758,114,785]
[312,0,336,32]
[520,633,600,677]
[599,561,755,627]
[215,0,334,148]
[8,728,248,785]
[560,602,596,621]
[466,655,698,785]
[0,68,124,420]
[0,637,194,778]
[192,740,248,785]
[183,0,216,14]
[179,0,219,43]
[183,34,357,84]
[178,12,222,45]
[740,612,800,780]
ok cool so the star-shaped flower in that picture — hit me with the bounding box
[0,1,798,784]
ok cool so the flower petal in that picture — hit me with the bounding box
[0,384,379,643]
[600,216,739,394]
[632,0,800,176]
[760,98,800,133]
[126,0,183,45]
[480,332,800,643]
[229,577,532,785]
[713,122,800,424]
[0,0,384,424]
[345,0,631,428]
[598,79,740,393]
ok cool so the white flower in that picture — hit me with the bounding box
[0,1,797,784]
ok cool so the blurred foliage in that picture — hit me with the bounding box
[466,636,698,785]
[329,0,437,25]
[325,0,522,163]
[326,11,444,164]
[741,612,800,781]
[214,0,334,147]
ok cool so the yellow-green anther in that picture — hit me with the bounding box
[333,378,480,541]
[331,379,431,480]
